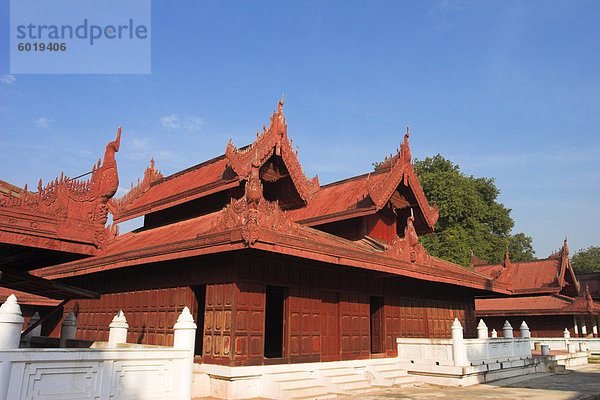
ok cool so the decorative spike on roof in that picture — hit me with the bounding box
[225,96,319,202]
[470,251,489,268]
[504,247,511,268]
[109,156,164,213]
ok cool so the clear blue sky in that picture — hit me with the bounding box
[1,1,599,258]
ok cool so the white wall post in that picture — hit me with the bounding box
[502,320,514,358]
[581,317,588,337]
[59,311,78,348]
[563,328,570,338]
[451,318,466,367]
[574,315,579,337]
[173,306,197,400]
[0,294,25,400]
[477,319,488,339]
[491,329,497,338]
[519,321,530,338]
[593,317,598,338]
[0,294,25,349]
[108,310,129,347]
[21,311,42,346]
[502,320,513,338]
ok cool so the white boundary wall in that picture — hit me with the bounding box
[0,295,198,400]
[0,347,191,400]
[396,337,532,366]
[397,319,532,367]
[531,337,600,354]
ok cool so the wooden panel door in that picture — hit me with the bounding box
[370,296,384,354]
[289,287,320,363]
[320,291,340,362]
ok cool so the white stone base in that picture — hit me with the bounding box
[193,357,414,399]
[397,358,541,387]
[541,351,589,368]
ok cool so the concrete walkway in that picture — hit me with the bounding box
[340,364,600,400]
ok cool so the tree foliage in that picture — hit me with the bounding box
[394,154,535,266]
[571,246,600,274]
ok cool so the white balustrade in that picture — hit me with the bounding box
[397,318,532,368]
[0,294,197,400]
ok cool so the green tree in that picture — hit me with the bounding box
[388,154,535,266]
[508,233,536,262]
[571,246,600,274]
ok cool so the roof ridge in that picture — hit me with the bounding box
[319,170,386,189]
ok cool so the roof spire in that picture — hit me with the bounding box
[504,245,511,267]
[278,93,284,114]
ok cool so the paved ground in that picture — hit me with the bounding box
[194,363,600,400]
[340,364,600,400]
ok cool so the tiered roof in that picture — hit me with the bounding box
[473,241,579,296]
[474,241,600,317]
[286,130,439,235]
[28,99,506,294]
[475,289,600,316]
[110,95,318,223]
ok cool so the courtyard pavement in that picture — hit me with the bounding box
[195,363,600,400]
[340,363,600,400]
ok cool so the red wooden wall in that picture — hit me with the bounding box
[53,250,478,366]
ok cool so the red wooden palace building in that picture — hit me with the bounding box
[2,99,517,366]
[474,243,600,338]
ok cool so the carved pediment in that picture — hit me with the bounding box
[384,215,431,264]
[213,164,297,245]
[225,96,319,204]
[366,130,438,230]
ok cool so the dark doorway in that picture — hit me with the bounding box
[370,296,385,354]
[192,285,206,357]
[264,285,286,358]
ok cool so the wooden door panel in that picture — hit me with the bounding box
[321,291,340,362]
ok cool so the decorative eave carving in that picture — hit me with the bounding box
[212,163,297,245]
[0,128,122,250]
[225,95,319,203]
[470,251,489,268]
[384,214,431,264]
[366,129,439,230]
[584,284,595,310]
[556,238,580,294]
[109,157,163,218]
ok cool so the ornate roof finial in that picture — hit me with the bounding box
[278,93,284,113]
[504,245,511,267]
[563,237,569,256]
[585,284,594,308]
[150,156,155,169]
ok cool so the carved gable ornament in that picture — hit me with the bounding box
[384,214,431,264]
[366,129,439,231]
[225,96,319,203]
[109,157,163,217]
[213,163,297,245]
